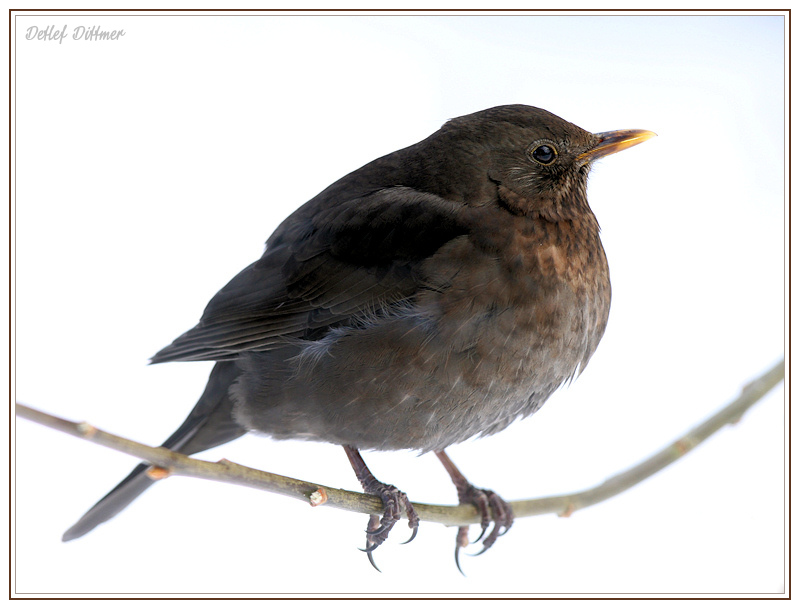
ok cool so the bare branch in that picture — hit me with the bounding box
[15,358,784,527]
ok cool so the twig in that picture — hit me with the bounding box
[15,358,784,526]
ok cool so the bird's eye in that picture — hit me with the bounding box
[529,144,558,165]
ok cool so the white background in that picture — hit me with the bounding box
[12,10,786,598]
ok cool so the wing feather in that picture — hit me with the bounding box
[151,187,469,364]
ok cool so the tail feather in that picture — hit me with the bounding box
[62,361,246,542]
[62,463,157,542]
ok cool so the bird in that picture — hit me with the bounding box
[62,105,654,571]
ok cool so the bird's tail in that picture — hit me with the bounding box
[62,361,247,542]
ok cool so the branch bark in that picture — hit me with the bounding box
[15,358,784,527]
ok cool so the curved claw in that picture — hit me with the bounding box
[467,520,507,557]
[359,541,383,572]
[452,526,470,575]
[366,548,381,573]
[455,544,466,577]
[468,544,491,558]
[470,524,489,545]
[401,525,419,545]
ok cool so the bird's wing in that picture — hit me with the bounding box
[150,187,470,363]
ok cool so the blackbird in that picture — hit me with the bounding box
[62,105,654,570]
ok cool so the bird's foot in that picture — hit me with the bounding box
[359,481,420,571]
[452,485,513,574]
[461,484,514,549]
[344,446,419,572]
[434,449,514,574]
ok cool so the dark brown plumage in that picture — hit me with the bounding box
[63,105,654,571]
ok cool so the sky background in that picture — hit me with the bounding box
[12,10,786,598]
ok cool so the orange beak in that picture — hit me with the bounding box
[578,129,657,165]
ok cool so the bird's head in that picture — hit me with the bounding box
[436,105,655,222]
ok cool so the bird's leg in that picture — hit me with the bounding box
[343,445,420,571]
[435,449,514,573]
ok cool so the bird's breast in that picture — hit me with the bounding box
[426,213,610,388]
[235,214,611,452]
